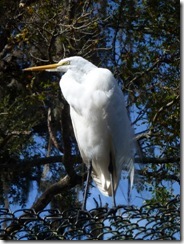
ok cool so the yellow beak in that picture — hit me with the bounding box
[23,63,61,71]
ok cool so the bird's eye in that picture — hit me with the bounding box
[63,61,70,65]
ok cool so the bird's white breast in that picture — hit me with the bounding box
[60,66,134,196]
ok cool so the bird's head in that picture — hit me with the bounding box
[23,56,96,74]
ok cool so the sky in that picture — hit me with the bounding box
[0,2,181,241]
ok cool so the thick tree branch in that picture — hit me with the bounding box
[32,173,86,211]
[61,101,77,177]
[47,107,63,153]
[2,172,86,240]
[1,155,82,173]
[1,154,179,174]
[136,156,180,165]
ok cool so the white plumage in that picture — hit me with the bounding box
[58,56,134,196]
[24,56,134,198]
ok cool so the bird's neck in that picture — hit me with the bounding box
[69,63,97,83]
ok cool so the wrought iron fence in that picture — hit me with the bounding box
[0,195,180,240]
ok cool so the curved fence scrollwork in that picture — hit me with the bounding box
[0,195,180,240]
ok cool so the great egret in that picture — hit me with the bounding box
[24,56,135,209]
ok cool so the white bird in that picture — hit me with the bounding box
[24,56,135,208]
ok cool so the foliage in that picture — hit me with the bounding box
[0,0,180,224]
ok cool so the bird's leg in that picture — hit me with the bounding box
[76,162,92,223]
[82,161,92,211]
[109,153,116,208]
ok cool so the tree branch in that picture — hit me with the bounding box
[1,155,82,173]
[140,170,180,184]
[32,174,85,211]
[47,107,63,153]
[152,95,179,124]
[126,58,161,87]
[61,101,77,177]
[2,172,86,240]
[136,156,180,165]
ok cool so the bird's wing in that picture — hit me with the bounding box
[85,68,134,192]
[87,67,134,185]
[61,67,134,195]
[104,80,135,188]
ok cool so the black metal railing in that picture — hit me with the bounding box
[0,195,180,240]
